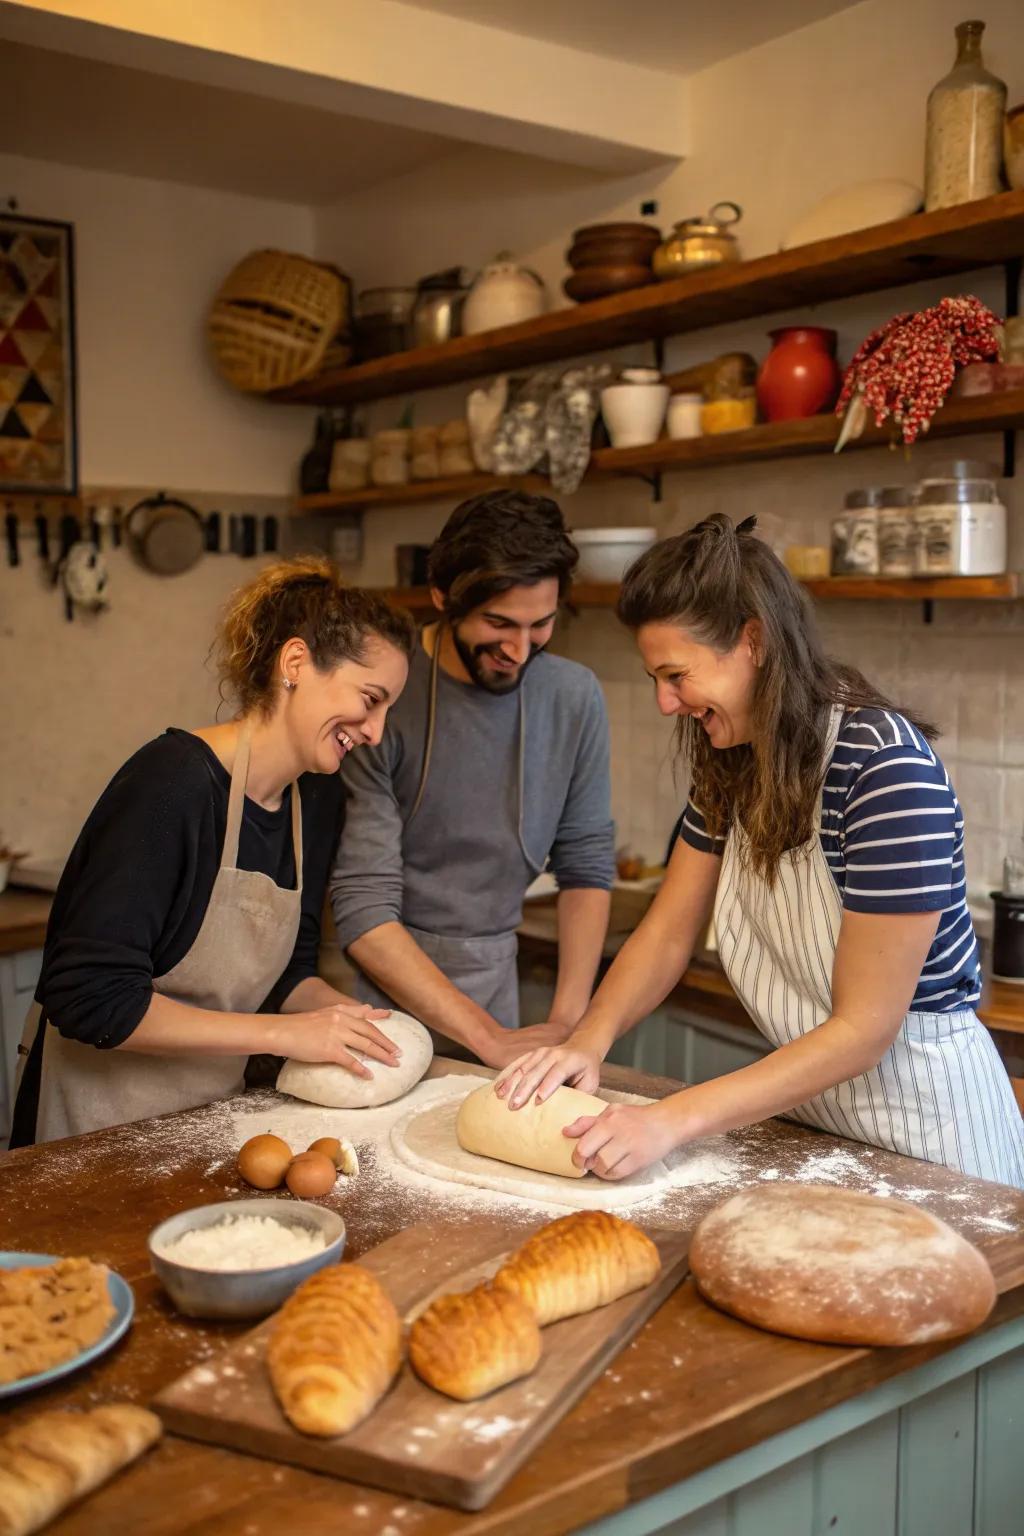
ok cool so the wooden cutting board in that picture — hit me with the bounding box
[154,1219,689,1511]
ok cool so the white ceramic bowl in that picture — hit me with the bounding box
[574,527,658,583]
[600,383,669,448]
[148,1198,345,1319]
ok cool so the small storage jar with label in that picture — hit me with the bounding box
[877,487,915,577]
[912,473,1007,576]
[832,489,881,576]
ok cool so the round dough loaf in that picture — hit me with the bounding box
[275,1011,433,1109]
[456,1081,606,1179]
[689,1183,997,1347]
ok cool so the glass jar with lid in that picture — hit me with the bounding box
[877,487,915,577]
[912,470,1007,576]
[924,20,1007,212]
[832,489,881,576]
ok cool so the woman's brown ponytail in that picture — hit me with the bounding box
[215,555,415,715]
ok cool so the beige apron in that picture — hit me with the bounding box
[26,725,304,1143]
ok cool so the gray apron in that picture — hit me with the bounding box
[352,622,534,1034]
[23,724,304,1143]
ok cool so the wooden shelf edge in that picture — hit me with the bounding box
[273,191,1024,408]
[381,575,1020,611]
[292,389,1024,517]
[802,575,1020,600]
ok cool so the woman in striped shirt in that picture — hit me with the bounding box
[499,514,1024,1188]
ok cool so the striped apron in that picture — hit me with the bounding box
[714,707,1024,1188]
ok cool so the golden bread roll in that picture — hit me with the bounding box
[409,1283,542,1400]
[493,1210,661,1326]
[0,1404,161,1536]
[689,1184,998,1347]
[267,1264,402,1437]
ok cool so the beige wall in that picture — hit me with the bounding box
[1,151,314,494]
[320,0,1024,902]
[1,153,317,858]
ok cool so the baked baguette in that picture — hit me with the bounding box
[0,1404,161,1536]
[493,1210,661,1326]
[267,1264,402,1437]
[409,1283,541,1400]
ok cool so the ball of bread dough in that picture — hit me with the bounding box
[276,1011,433,1109]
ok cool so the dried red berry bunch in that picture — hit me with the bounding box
[835,295,1001,449]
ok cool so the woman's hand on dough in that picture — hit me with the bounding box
[274,1005,400,1080]
[564,1102,678,1180]
[494,1045,602,1108]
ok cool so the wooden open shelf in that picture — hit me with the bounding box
[293,388,1024,517]
[382,575,1019,613]
[802,574,1020,600]
[275,191,1024,408]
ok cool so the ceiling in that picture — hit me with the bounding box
[0,42,456,204]
[401,0,863,73]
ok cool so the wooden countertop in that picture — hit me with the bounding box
[0,887,52,955]
[519,895,1024,1040]
[2,1058,1023,1535]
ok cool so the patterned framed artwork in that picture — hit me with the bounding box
[0,212,78,495]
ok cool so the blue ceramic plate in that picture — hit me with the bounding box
[0,1252,135,1399]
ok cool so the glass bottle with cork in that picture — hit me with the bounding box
[924,19,1007,212]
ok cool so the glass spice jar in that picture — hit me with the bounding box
[833,489,881,576]
[924,20,1007,212]
[877,487,915,577]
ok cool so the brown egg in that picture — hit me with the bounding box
[285,1150,338,1199]
[307,1137,342,1167]
[238,1133,293,1190]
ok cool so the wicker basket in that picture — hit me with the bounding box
[208,250,350,393]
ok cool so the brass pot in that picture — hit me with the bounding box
[653,201,742,280]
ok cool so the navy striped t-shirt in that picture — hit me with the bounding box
[681,707,982,1015]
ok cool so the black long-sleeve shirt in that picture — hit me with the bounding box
[34,729,343,1048]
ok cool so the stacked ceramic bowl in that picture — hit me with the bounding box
[564,223,661,303]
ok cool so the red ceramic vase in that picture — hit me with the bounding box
[756,326,841,422]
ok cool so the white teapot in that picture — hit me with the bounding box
[462,255,547,335]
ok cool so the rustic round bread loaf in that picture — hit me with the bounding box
[688,1183,996,1347]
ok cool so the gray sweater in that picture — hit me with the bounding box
[331,644,615,947]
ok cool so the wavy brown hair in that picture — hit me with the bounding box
[617,514,934,881]
[427,489,578,619]
[215,555,415,716]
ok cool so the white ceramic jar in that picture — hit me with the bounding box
[666,393,704,440]
[462,258,547,335]
[600,382,669,449]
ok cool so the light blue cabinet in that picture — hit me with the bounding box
[585,1322,1024,1536]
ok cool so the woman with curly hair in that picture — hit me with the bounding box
[12,558,414,1145]
[499,515,1024,1189]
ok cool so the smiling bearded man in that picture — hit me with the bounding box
[329,490,615,1070]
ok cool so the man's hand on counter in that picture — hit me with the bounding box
[478,1019,575,1071]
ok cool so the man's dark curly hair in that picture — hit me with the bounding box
[427,490,578,620]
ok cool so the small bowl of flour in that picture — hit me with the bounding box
[149,1198,345,1319]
